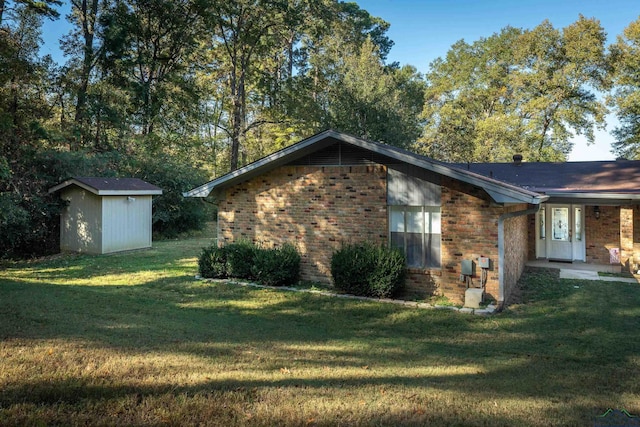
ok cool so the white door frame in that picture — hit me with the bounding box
[536,203,585,262]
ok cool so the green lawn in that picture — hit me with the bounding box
[1,238,639,426]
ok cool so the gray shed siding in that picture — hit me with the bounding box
[60,187,103,254]
[101,195,153,253]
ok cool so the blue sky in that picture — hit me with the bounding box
[40,0,640,161]
[357,0,640,161]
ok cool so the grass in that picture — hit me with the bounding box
[598,271,635,278]
[1,243,639,426]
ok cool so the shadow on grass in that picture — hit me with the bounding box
[1,261,639,425]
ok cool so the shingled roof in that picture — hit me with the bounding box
[454,160,640,194]
[48,177,163,196]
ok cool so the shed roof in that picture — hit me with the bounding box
[184,130,546,205]
[49,177,163,196]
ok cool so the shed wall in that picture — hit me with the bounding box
[102,195,153,253]
[60,187,103,254]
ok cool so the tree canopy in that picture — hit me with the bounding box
[2,2,640,257]
[416,17,608,163]
[609,16,640,159]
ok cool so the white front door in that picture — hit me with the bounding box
[549,206,572,260]
[541,204,585,261]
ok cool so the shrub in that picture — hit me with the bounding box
[252,243,301,287]
[331,243,406,298]
[198,245,228,279]
[225,240,257,279]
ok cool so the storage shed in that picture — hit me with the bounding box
[49,177,163,254]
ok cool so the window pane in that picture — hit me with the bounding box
[539,208,546,239]
[427,211,441,234]
[552,207,569,241]
[390,232,404,251]
[406,232,423,267]
[426,233,441,268]
[406,207,423,233]
[575,207,582,241]
[390,208,404,232]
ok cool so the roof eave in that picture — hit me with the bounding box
[544,192,640,205]
[48,179,99,195]
[183,130,545,204]
[97,190,163,196]
[49,179,162,196]
[183,130,340,197]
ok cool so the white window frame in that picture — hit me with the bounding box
[389,205,441,269]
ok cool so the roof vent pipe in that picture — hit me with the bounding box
[513,154,523,165]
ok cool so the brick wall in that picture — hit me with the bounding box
[218,165,388,282]
[503,210,529,303]
[527,213,537,260]
[621,207,634,272]
[218,166,528,305]
[440,178,503,303]
[634,205,640,271]
[585,205,621,264]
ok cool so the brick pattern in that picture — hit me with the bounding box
[634,206,640,271]
[621,207,634,271]
[218,166,528,305]
[218,165,388,282]
[527,213,537,260]
[440,178,504,303]
[503,212,529,303]
[585,205,621,265]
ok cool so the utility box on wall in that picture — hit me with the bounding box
[478,256,490,269]
[461,259,475,276]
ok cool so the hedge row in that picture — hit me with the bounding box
[198,240,300,287]
[200,240,407,299]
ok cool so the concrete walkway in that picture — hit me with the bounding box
[559,269,638,283]
[526,260,639,284]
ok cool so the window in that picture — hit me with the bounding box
[390,206,441,268]
[552,207,569,241]
[387,166,441,269]
[574,207,582,241]
[539,207,546,239]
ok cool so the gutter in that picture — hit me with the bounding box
[497,204,542,310]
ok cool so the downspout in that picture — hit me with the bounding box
[497,204,542,310]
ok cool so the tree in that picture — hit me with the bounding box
[61,0,102,149]
[0,6,53,157]
[99,0,205,144]
[0,0,60,26]
[609,17,640,159]
[204,0,293,171]
[317,37,424,147]
[417,17,607,162]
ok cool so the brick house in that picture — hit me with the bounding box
[185,130,640,307]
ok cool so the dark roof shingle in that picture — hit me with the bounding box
[49,177,162,195]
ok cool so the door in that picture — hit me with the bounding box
[549,206,572,260]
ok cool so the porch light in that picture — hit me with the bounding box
[594,206,600,219]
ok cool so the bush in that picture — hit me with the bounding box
[225,240,257,279]
[198,241,301,286]
[331,243,406,298]
[252,243,301,287]
[198,245,228,279]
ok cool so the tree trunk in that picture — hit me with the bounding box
[0,0,6,26]
[73,0,99,149]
